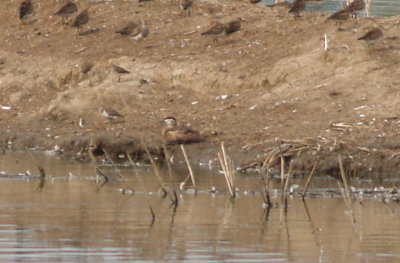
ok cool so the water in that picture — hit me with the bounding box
[262,0,400,17]
[0,152,400,262]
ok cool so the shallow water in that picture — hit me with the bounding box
[0,152,400,262]
[263,0,400,17]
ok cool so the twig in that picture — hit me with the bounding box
[259,158,272,208]
[36,165,46,191]
[96,167,109,188]
[338,154,352,203]
[183,30,198,35]
[337,181,357,227]
[88,143,109,189]
[74,47,87,53]
[221,142,234,190]
[282,159,294,212]
[181,144,197,189]
[163,144,178,205]
[127,151,156,226]
[218,142,235,198]
[302,157,321,199]
[143,141,171,200]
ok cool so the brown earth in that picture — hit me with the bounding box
[1,0,400,178]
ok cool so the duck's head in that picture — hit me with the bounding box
[163,117,178,128]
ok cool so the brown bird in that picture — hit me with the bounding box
[289,0,306,19]
[250,0,261,4]
[100,107,123,120]
[130,20,149,40]
[266,1,293,8]
[162,117,204,145]
[345,0,365,18]
[72,9,89,33]
[201,22,227,41]
[112,64,130,74]
[358,28,383,44]
[116,21,139,36]
[327,9,351,21]
[180,0,194,15]
[54,1,78,24]
[19,0,34,22]
[225,18,242,35]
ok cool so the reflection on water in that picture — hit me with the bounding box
[263,0,400,17]
[0,152,400,262]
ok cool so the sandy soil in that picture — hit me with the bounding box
[1,0,400,178]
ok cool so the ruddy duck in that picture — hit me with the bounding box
[162,117,204,145]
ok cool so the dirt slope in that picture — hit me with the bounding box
[1,0,400,177]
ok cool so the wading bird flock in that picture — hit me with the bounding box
[17,0,382,144]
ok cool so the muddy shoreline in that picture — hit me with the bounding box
[1,0,400,178]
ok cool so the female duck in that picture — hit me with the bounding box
[162,117,204,145]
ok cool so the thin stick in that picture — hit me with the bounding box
[127,151,156,225]
[338,154,352,203]
[302,157,321,199]
[218,152,234,197]
[221,142,234,189]
[95,167,109,188]
[324,33,328,52]
[163,144,178,205]
[276,139,285,188]
[143,142,169,197]
[280,155,285,188]
[337,181,357,227]
[88,144,109,188]
[219,142,235,198]
[36,165,46,191]
[102,148,122,179]
[163,144,174,179]
[259,161,272,208]
[282,160,294,212]
[181,144,197,189]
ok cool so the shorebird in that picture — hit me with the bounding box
[180,0,194,15]
[116,21,139,36]
[112,64,130,74]
[19,0,34,23]
[327,9,351,21]
[201,22,227,42]
[289,0,306,19]
[100,107,123,120]
[345,0,365,18]
[72,9,89,33]
[54,1,78,25]
[327,8,351,29]
[130,20,149,40]
[226,18,242,35]
[358,28,383,44]
[161,117,204,145]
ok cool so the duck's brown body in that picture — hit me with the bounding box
[162,117,204,145]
